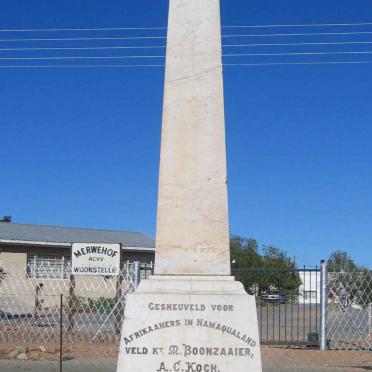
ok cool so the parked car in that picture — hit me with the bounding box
[261,290,286,303]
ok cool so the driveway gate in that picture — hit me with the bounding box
[232,267,321,346]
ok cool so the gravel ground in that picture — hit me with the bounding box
[0,347,371,372]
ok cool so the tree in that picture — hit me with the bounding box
[0,216,11,223]
[352,269,372,307]
[230,235,262,295]
[230,235,301,297]
[327,250,358,272]
[260,246,301,298]
[327,250,371,308]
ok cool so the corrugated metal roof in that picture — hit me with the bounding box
[0,223,155,249]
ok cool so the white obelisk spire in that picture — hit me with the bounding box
[117,3,262,370]
[155,0,230,275]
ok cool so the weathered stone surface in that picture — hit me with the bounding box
[155,0,230,276]
[117,277,262,371]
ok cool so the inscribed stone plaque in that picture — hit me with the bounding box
[117,278,262,371]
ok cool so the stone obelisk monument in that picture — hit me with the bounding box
[117,0,262,370]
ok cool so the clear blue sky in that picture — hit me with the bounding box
[1,0,371,268]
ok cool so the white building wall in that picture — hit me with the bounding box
[298,270,321,304]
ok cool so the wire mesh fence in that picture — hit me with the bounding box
[326,270,372,351]
[1,258,371,361]
[0,259,137,344]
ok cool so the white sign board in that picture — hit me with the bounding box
[71,243,121,276]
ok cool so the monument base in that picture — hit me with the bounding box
[117,276,262,371]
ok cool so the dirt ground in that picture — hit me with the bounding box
[0,341,119,361]
[261,346,372,370]
[0,343,371,371]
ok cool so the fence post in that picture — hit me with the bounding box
[60,293,63,372]
[33,255,37,279]
[34,283,43,316]
[320,260,328,351]
[369,303,372,350]
[133,261,141,289]
[114,268,124,337]
[61,256,65,280]
[67,274,76,332]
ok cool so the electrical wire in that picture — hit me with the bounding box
[2,51,372,61]
[0,41,371,52]
[0,45,166,51]
[0,22,372,68]
[222,40,372,47]
[224,60,372,66]
[222,21,372,29]
[0,36,167,42]
[0,64,165,68]
[1,41,372,52]
[223,51,372,57]
[1,31,372,43]
[0,55,165,60]
[222,31,372,38]
[1,21,372,32]
[0,26,167,32]
[1,61,372,68]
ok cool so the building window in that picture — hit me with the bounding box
[304,290,317,300]
[26,255,71,279]
[140,261,154,280]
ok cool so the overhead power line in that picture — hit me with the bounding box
[0,45,166,51]
[1,60,372,68]
[0,36,167,42]
[224,60,372,66]
[222,21,372,29]
[0,64,165,68]
[223,50,372,57]
[0,55,165,60]
[3,51,372,61]
[1,31,372,43]
[0,41,372,52]
[1,41,372,52]
[222,31,372,38]
[222,41,372,47]
[1,21,372,32]
[0,21,371,69]
[0,26,167,32]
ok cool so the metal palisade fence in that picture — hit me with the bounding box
[232,266,322,347]
[0,259,139,344]
[230,264,372,351]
